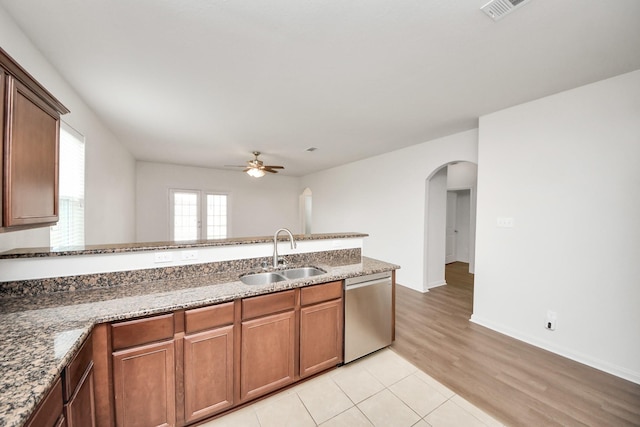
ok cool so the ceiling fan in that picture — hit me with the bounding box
[227,151,284,178]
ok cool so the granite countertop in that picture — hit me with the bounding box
[0,232,368,259]
[0,256,398,427]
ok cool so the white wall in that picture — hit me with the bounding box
[136,162,302,241]
[473,70,640,383]
[301,129,478,291]
[0,6,136,251]
[426,167,447,288]
[447,162,477,189]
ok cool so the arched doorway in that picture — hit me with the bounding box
[424,161,477,290]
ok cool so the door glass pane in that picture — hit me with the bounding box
[206,194,227,239]
[174,192,198,241]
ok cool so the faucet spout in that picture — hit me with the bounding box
[273,228,297,268]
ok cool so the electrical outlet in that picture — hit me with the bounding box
[154,252,173,263]
[181,250,198,261]
[545,310,557,331]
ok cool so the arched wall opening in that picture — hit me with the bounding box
[423,161,477,292]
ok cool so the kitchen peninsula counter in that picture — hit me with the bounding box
[0,256,398,427]
[0,232,368,259]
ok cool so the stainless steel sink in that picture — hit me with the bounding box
[281,267,326,279]
[240,272,287,285]
[240,267,326,285]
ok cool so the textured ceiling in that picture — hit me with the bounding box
[1,0,639,176]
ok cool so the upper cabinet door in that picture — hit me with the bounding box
[0,69,5,223]
[3,77,60,227]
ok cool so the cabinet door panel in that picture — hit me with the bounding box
[0,70,4,222]
[66,365,96,427]
[4,79,59,226]
[183,325,234,423]
[241,310,296,401]
[112,341,175,427]
[300,299,343,378]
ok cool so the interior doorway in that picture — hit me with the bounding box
[424,161,477,291]
[446,189,471,264]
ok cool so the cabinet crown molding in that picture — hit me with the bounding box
[1,46,70,115]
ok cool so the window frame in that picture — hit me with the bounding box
[50,121,85,247]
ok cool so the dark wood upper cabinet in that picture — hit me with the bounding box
[0,47,69,231]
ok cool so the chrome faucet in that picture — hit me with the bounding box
[273,228,297,267]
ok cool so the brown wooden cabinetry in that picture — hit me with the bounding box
[111,314,176,427]
[0,67,4,221]
[240,290,297,401]
[299,281,344,378]
[63,334,96,427]
[182,302,235,423]
[25,377,65,427]
[86,279,351,426]
[0,47,69,232]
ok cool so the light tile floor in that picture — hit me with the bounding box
[201,348,504,427]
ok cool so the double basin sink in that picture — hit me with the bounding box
[240,267,326,285]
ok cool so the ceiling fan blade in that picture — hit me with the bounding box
[263,168,280,173]
[264,165,284,169]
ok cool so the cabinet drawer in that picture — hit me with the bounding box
[63,334,93,401]
[242,290,296,320]
[300,281,342,306]
[111,313,174,350]
[185,302,235,334]
[26,377,63,427]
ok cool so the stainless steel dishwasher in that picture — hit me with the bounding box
[344,271,393,363]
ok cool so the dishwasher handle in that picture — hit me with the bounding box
[345,277,391,290]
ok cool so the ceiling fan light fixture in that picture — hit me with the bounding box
[246,168,265,178]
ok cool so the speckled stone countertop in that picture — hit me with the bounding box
[0,256,398,427]
[0,232,368,258]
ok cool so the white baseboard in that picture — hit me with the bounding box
[397,282,430,294]
[426,280,447,290]
[469,314,640,385]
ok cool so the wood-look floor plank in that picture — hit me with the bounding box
[391,262,640,427]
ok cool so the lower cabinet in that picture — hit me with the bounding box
[26,332,100,427]
[240,290,297,402]
[111,314,176,427]
[64,334,96,427]
[25,377,64,427]
[94,280,347,427]
[65,365,95,427]
[112,340,176,427]
[241,310,296,401]
[183,302,235,423]
[300,281,344,378]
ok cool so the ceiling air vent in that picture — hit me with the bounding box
[481,0,531,21]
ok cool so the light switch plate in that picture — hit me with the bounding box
[497,217,514,228]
